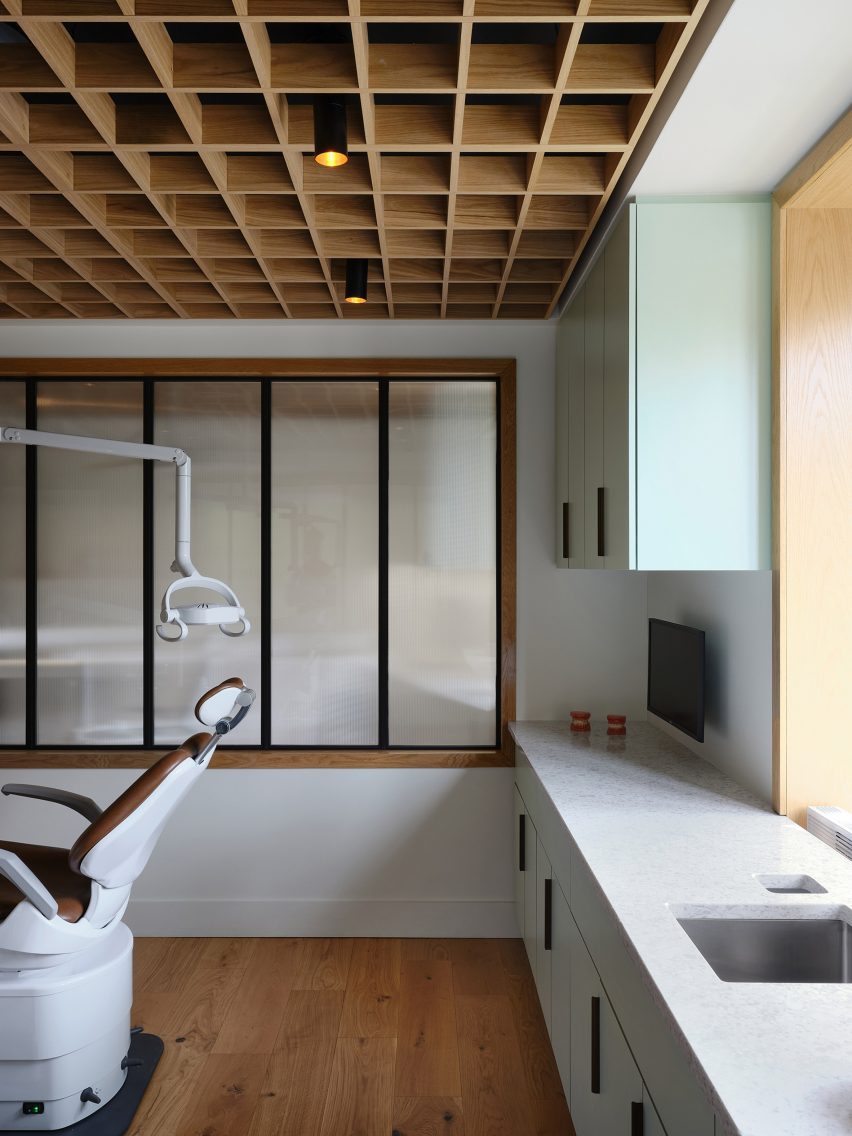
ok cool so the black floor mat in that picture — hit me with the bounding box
[1,1033,163,1136]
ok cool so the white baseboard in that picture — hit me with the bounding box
[126,898,519,938]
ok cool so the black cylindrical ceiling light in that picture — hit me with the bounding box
[344,258,368,304]
[313,95,348,168]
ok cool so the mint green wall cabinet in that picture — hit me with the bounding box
[555,198,771,570]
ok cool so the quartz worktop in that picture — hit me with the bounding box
[510,720,852,1136]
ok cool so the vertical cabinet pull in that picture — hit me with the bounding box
[544,877,552,951]
[518,814,526,872]
[562,502,570,559]
[597,487,606,558]
[631,1101,645,1136]
[590,995,601,1094]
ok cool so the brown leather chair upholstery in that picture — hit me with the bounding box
[0,731,211,925]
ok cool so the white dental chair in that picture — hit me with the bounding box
[0,678,255,1133]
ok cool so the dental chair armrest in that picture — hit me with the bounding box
[2,783,103,824]
[0,850,58,920]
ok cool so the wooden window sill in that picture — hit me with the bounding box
[0,748,514,769]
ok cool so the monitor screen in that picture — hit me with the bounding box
[647,618,705,742]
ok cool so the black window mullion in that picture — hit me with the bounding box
[260,378,272,747]
[24,378,37,749]
[378,379,389,748]
[142,378,155,747]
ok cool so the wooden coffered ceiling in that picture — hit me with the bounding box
[0,1,710,320]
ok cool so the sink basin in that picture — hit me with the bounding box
[678,910,852,982]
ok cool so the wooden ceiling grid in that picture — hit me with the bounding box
[0,0,709,320]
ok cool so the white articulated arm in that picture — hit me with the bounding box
[0,849,58,920]
[2,783,103,824]
[0,424,249,640]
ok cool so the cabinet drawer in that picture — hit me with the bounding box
[571,853,714,1136]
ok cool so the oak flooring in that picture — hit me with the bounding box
[130,937,575,1136]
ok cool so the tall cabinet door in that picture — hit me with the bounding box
[523,809,538,970]
[556,287,586,567]
[603,205,635,569]
[570,916,642,1135]
[513,787,527,938]
[535,838,553,1031]
[550,878,572,1103]
[584,255,606,567]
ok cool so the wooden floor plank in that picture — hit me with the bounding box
[318,1037,396,1136]
[213,939,297,1055]
[127,1024,208,1136]
[401,938,453,962]
[126,937,573,1136]
[531,1096,577,1136]
[455,994,536,1136]
[395,959,462,1098]
[450,939,508,996]
[248,990,345,1136]
[138,937,208,995]
[176,1053,270,1136]
[132,937,171,993]
[160,938,253,1058]
[291,937,354,991]
[339,937,401,1039]
[498,939,565,1102]
[392,1096,466,1136]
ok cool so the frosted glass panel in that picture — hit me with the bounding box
[271,381,379,744]
[389,381,497,746]
[154,381,261,745]
[38,381,144,744]
[0,382,26,743]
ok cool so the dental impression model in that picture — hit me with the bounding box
[0,424,250,641]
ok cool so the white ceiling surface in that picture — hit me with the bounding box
[630,0,852,195]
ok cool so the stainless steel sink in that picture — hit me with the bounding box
[678,911,852,983]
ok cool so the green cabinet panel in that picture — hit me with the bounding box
[555,198,771,571]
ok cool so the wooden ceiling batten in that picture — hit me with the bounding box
[0,0,711,318]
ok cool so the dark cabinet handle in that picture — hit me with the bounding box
[518,813,525,872]
[544,877,552,951]
[562,502,570,559]
[597,487,605,558]
[631,1102,644,1136]
[591,995,601,1094]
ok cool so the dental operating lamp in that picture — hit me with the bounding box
[0,424,249,642]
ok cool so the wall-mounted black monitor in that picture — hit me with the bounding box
[647,618,706,742]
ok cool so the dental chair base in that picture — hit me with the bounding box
[0,926,132,1131]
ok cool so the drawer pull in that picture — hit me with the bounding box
[562,501,570,559]
[591,995,601,1094]
[597,486,606,558]
[631,1101,644,1136]
[519,814,525,872]
[544,877,552,951]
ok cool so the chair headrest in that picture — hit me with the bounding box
[195,677,246,727]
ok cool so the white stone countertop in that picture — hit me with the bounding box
[510,720,852,1136]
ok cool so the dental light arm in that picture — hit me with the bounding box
[0,424,249,641]
[2,784,103,824]
[0,849,58,921]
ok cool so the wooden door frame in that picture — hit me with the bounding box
[0,357,516,769]
[772,109,852,816]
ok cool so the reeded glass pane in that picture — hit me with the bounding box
[154,381,262,745]
[271,381,379,744]
[0,382,26,744]
[388,380,497,746]
[38,381,144,744]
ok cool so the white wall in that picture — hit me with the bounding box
[0,319,650,935]
[630,0,852,196]
[646,571,773,803]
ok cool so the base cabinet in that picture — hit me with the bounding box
[515,776,715,1136]
[569,910,644,1135]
